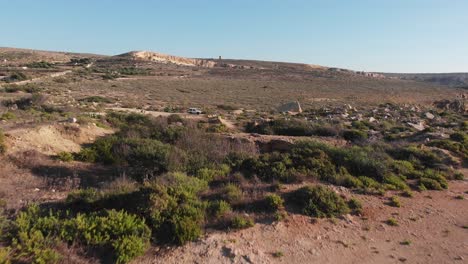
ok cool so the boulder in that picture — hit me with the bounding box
[425,112,435,120]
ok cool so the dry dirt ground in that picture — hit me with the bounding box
[6,123,112,155]
[141,181,468,264]
[0,123,113,208]
[41,72,465,112]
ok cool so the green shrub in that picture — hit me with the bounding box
[230,216,254,229]
[66,188,100,204]
[240,152,296,183]
[4,84,41,93]
[272,251,284,258]
[0,112,16,121]
[400,239,411,246]
[386,217,398,226]
[4,72,27,83]
[26,61,53,69]
[171,215,203,245]
[196,165,230,182]
[0,130,6,155]
[454,172,464,180]
[389,196,401,207]
[264,194,284,212]
[104,173,208,245]
[389,146,446,170]
[401,189,413,198]
[79,136,171,181]
[419,169,448,190]
[112,235,148,264]
[419,178,443,190]
[450,132,468,143]
[383,174,408,191]
[9,205,151,264]
[246,119,314,136]
[290,185,350,218]
[207,200,231,219]
[56,151,73,162]
[428,139,467,159]
[167,114,184,124]
[342,129,368,142]
[348,198,363,215]
[391,160,417,178]
[75,148,98,162]
[0,246,11,264]
[79,96,114,104]
[358,176,381,190]
[222,184,242,203]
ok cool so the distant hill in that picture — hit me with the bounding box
[1,47,467,89]
[382,72,468,88]
[0,47,105,66]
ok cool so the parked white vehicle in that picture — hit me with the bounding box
[188,108,202,115]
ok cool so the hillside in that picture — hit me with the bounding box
[0,47,104,66]
[382,72,468,88]
[0,46,466,264]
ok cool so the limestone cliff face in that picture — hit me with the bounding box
[121,51,216,68]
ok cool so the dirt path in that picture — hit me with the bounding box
[140,181,468,264]
[0,70,72,87]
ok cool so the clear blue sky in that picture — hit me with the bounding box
[1,0,467,73]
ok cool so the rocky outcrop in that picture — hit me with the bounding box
[119,51,216,68]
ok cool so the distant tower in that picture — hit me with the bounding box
[218,56,222,60]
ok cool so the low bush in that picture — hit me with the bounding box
[66,188,100,204]
[246,119,314,136]
[2,93,47,111]
[195,165,230,182]
[230,215,254,229]
[348,198,363,215]
[4,72,27,83]
[401,189,413,198]
[56,151,73,162]
[78,137,171,182]
[8,205,150,264]
[342,129,368,142]
[290,185,350,218]
[454,172,464,180]
[246,119,340,137]
[0,129,6,154]
[419,169,448,190]
[450,132,468,143]
[167,114,184,124]
[386,217,398,226]
[264,194,284,212]
[0,112,16,121]
[389,196,401,207]
[427,139,467,159]
[4,84,41,93]
[26,61,53,69]
[207,200,231,219]
[419,177,443,190]
[222,184,243,204]
[79,96,115,104]
[383,174,408,191]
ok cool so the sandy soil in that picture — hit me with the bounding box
[140,181,468,264]
[5,123,113,155]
